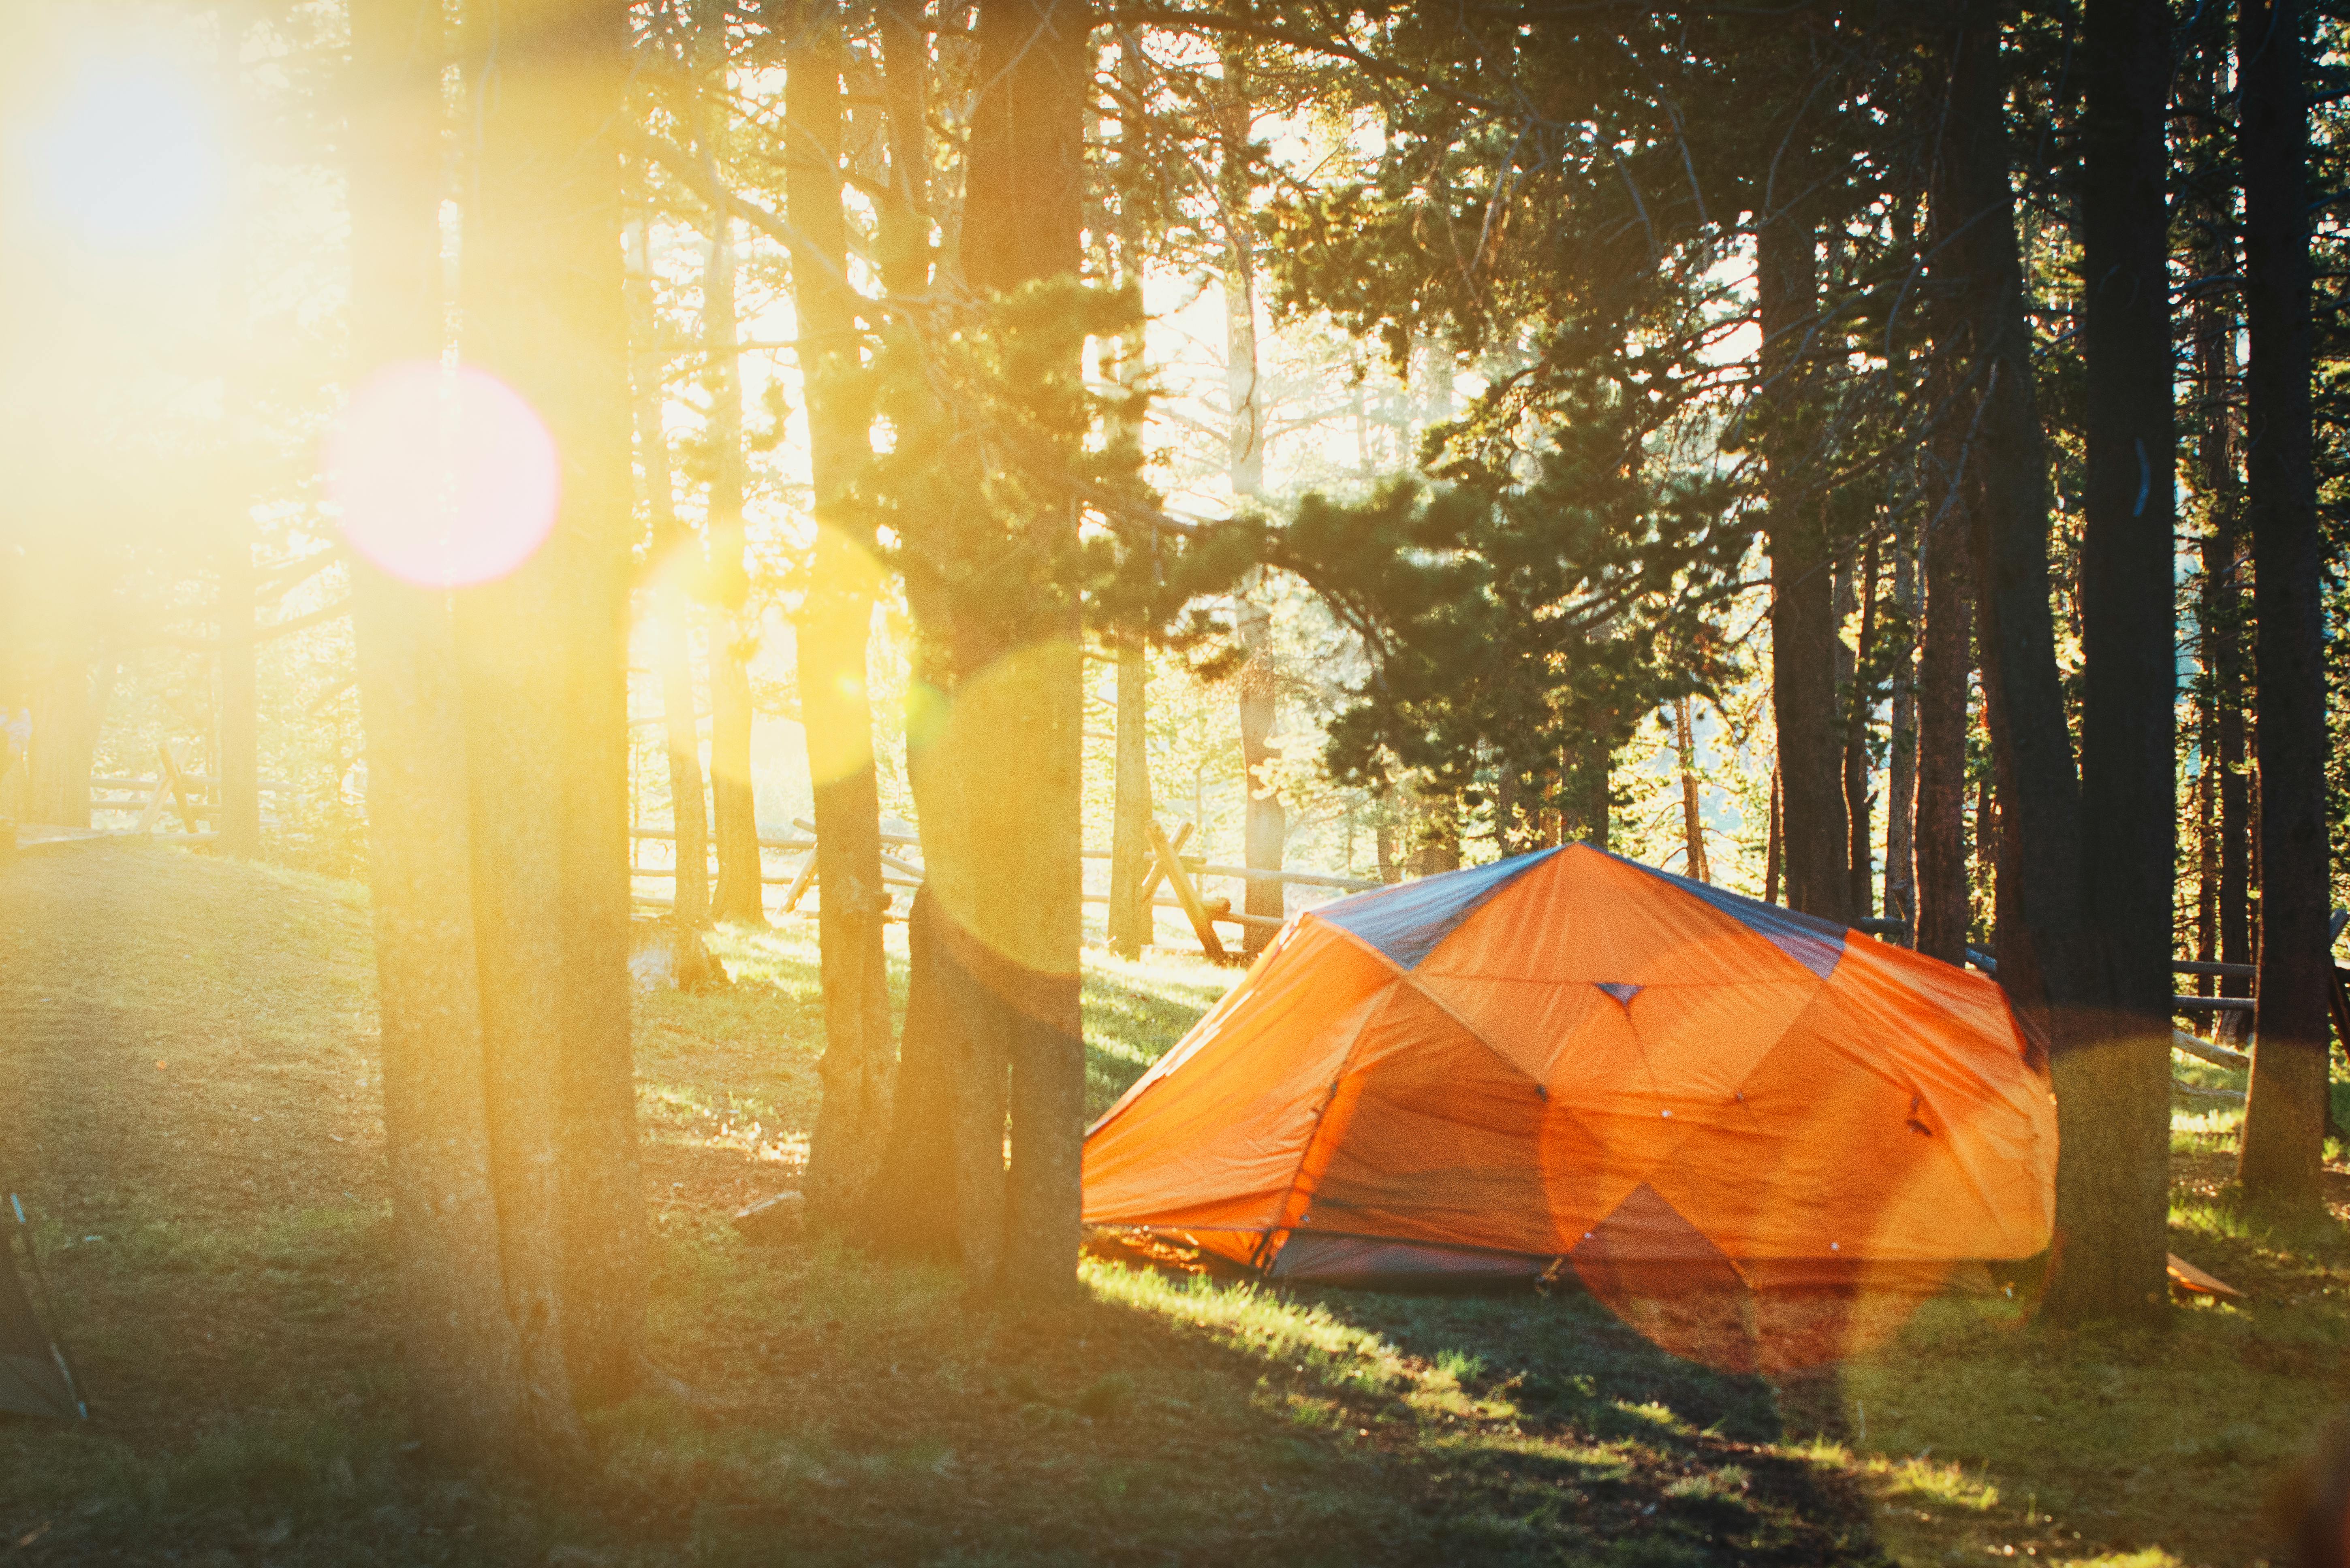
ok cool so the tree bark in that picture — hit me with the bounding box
[2201,333,2255,1011]
[697,7,764,926]
[1103,30,1154,961]
[1574,743,1610,853]
[2056,0,2177,1321]
[1844,539,1878,918]
[946,0,1091,1302]
[1220,61,1282,956]
[1936,4,2143,1322]
[2235,0,2333,1206]
[459,0,645,1416]
[1107,636,1153,956]
[867,888,968,1263]
[1675,695,1709,883]
[1885,518,1919,934]
[1915,407,1977,962]
[1236,585,1283,951]
[2182,0,2251,1020]
[26,658,99,828]
[626,219,710,929]
[1759,213,1851,922]
[218,533,261,857]
[790,0,896,1235]
[345,0,530,1467]
[213,26,262,861]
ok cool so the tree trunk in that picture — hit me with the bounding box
[949,0,1091,1302]
[459,0,645,1415]
[345,0,530,1467]
[2056,0,2177,1321]
[212,27,262,861]
[1577,745,1611,853]
[1220,63,1282,957]
[1103,30,1153,962]
[1108,636,1153,956]
[1765,767,1782,905]
[26,658,98,828]
[2235,0,2333,1207]
[1935,4,2137,1321]
[2195,212,2253,1013]
[1236,588,1283,952]
[1759,213,1850,922]
[1844,539,1878,918]
[1675,695,1709,883]
[1915,410,1976,962]
[218,532,261,857]
[2183,0,2244,1022]
[1885,518,1919,934]
[626,219,711,929]
[697,13,764,926]
[867,888,969,1263]
[790,0,897,1235]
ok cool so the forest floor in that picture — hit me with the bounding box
[0,838,2343,1566]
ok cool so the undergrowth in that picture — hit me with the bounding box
[0,843,2343,1565]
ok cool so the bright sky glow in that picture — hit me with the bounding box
[328,363,560,589]
[21,56,225,249]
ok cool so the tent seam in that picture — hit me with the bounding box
[1307,914,1553,1091]
[1248,976,1399,1272]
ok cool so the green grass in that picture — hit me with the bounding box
[2,841,2346,1564]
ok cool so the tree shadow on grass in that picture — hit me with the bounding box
[1268,1279,1889,1568]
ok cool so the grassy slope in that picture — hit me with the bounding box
[0,841,2341,1566]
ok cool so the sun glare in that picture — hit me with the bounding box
[21,56,224,249]
[327,362,561,589]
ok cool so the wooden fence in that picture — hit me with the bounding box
[78,743,286,843]
[627,813,1382,960]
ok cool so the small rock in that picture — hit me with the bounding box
[734,1190,805,1247]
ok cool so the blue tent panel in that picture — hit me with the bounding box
[1312,848,1560,969]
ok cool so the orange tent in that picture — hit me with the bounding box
[1083,844,2056,1291]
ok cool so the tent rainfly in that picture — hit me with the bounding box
[2,1193,84,1421]
[1083,844,2057,1291]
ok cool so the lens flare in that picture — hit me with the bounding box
[22,58,223,249]
[327,362,560,589]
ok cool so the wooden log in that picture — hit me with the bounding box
[1081,893,1280,931]
[630,827,815,854]
[634,865,914,891]
[780,847,820,913]
[91,774,286,792]
[2172,1028,2251,1072]
[132,772,172,834]
[2173,1078,2245,1105]
[764,871,919,890]
[94,798,218,819]
[2174,995,2256,1015]
[157,744,201,834]
[2173,958,2258,979]
[1149,818,1226,962]
[1136,820,1193,909]
[1077,847,1378,892]
[790,815,917,848]
[1189,862,1379,892]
